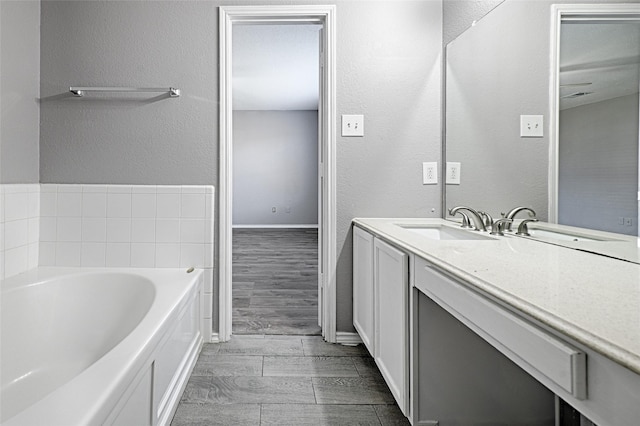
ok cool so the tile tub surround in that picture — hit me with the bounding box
[0,184,40,280]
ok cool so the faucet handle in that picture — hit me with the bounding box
[478,211,494,228]
[516,218,539,236]
[490,218,513,236]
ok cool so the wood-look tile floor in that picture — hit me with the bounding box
[171,335,410,425]
[232,229,321,335]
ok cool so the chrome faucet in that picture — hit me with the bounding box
[502,207,536,232]
[490,218,512,236]
[478,211,494,229]
[516,218,539,236]
[449,206,487,231]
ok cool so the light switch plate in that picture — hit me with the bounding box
[342,114,364,137]
[520,115,544,137]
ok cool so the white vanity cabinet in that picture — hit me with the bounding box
[352,226,410,416]
[353,226,375,355]
[373,238,408,415]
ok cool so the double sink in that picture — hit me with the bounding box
[397,223,619,243]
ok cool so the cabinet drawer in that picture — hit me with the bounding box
[414,258,587,400]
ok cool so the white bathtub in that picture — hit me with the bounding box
[0,267,203,426]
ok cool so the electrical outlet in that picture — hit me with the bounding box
[446,162,461,185]
[520,115,544,137]
[341,114,364,137]
[272,207,277,213]
[625,217,633,227]
[423,162,438,185]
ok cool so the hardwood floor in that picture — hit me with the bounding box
[232,228,321,335]
[171,336,410,425]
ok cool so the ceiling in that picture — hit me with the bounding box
[560,21,640,110]
[232,24,320,111]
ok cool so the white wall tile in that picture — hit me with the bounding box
[132,193,156,218]
[107,185,132,194]
[107,193,132,218]
[0,251,5,279]
[81,242,106,267]
[180,219,205,243]
[156,243,180,267]
[39,242,56,266]
[106,243,131,267]
[57,184,82,193]
[157,185,181,194]
[180,243,204,268]
[203,292,213,319]
[0,223,4,252]
[27,243,39,269]
[40,217,57,241]
[204,244,213,268]
[82,193,107,217]
[156,194,181,218]
[57,217,82,242]
[131,243,156,267]
[57,192,82,217]
[132,185,156,194]
[203,268,214,293]
[205,193,213,219]
[5,219,28,250]
[40,192,57,216]
[28,190,40,218]
[5,193,29,220]
[156,219,180,243]
[82,185,108,193]
[56,242,81,266]
[106,218,132,243]
[5,246,28,278]
[131,219,156,243]
[181,194,206,218]
[82,218,107,242]
[40,184,57,193]
[28,217,39,244]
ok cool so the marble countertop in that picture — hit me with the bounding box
[353,218,640,375]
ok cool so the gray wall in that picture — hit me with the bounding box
[233,110,318,227]
[1,0,40,184]
[39,0,443,333]
[559,94,639,236]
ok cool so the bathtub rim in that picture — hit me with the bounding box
[1,266,203,426]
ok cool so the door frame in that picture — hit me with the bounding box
[548,3,640,223]
[218,5,337,342]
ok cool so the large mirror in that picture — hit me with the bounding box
[445,0,640,261]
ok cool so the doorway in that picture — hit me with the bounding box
[549,4,640,237]
[219,6,337,342]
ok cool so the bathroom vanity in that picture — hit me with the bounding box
[352,218,640,426]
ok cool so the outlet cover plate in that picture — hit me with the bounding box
[446,162,461,184]
[423,162,438,185]
[342,114,364,137]
[520,115,544,137]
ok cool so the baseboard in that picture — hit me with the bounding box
[335,331,362,346]
[232,224,319,229]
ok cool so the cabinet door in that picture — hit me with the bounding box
[374,238,409,415]
[353,226,375,355]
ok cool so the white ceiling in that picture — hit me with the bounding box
[232,24,321,111]
[560,21,640,110]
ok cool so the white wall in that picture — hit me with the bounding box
[559,94,639,236]
[233,110,318,227]
[0,0,40,184]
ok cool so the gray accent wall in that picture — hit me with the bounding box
[39,0,443,334]
[1,0,40,184]
[559,94,639,236]
[233,110,318,227]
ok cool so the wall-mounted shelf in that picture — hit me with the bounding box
[69,86,181,97]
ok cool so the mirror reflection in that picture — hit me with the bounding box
[445,0,640,262]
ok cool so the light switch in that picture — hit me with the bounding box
[342,115,364,137]
[520,115,544,138]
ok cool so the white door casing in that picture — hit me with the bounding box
[218,5,337,342]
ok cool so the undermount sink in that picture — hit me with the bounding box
[527,228,617,242]
[398,224,495,241]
